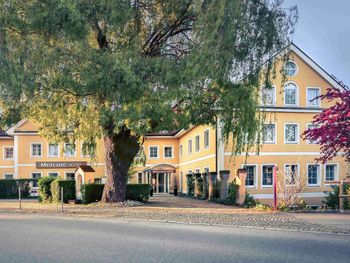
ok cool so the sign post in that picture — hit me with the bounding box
[18,186,21,211]
[61,187,64,213]
[273,165,277,211]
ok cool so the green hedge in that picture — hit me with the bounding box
[82,183,151,204]
[51,179,76,203]
[81,183,105,204]
[38,177,56,203]
[126,184,150,202]
[0,179,34,198]
[186,175,194,196]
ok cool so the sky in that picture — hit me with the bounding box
[283,0,350,86]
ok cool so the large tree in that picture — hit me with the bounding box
[303,82,350,163]
[0,0,295,202]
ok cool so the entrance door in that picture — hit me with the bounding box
[158,173,165,193]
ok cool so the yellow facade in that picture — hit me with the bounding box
[0,44,347,205]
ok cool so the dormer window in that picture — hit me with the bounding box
[284,61,297,76]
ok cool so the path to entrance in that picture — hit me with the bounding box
[145,195,237,208]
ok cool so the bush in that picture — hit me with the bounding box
[38,177,56,203]
[126,184,150,202]
[227,181,239,203]
[81,183,105,204]
[51,179,76,203]
[323,184,350,209]
[244,193,258,208]
[186,175,194,196]
[0,179,34,199]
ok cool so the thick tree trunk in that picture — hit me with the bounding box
[101,126,140,202]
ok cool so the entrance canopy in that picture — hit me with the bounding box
[143,164,176,173]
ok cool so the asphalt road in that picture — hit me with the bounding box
[0,213,349,263]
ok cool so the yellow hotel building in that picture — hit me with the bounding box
[0,44,347,205]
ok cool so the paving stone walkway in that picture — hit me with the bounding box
[1,196,349,235]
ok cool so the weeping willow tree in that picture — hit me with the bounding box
[0,0,296,202]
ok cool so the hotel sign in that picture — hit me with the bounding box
[36,162,87,169]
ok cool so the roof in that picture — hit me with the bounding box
[145,130,181,137]
[77,165,95,173]
[0,130,12,138]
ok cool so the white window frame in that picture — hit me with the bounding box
[284,60,298,77]
[284,123,300,144]
[284,164,300,186]
[64,171,76,180]
[3,173,14,179]
[324,163,339,184]
[195,134,200,152]
[148,145,159,159]
[261,164,276,188]
[31,172,42,188]
[47,171,60,178]
[81,142,95,158]
[306,163,321,187]
[188,139,193,154]
[179,144,183,158]
[242,164,258,189]
[204,166,210,173]
[306,87,321,107]
[47,143,60,158]
[306,123,318,144]
[283,81,299,106]
[64,143,76,157]
[204,129,210,149]
[163,145,174,159]
[195,168,200,174]
[30,142,42,158]
[261,85,276,106]
[188,169,193,175]
[262,123,277,144]
[3,146,14,160]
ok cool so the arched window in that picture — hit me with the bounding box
[284,61,297,76]
[284,83,298,106]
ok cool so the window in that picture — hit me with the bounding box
[48,144,59,157]
[285,164,298,185]
[307,164,320,186]
[261,86,275,105]
[204,130,210,148]
[94,178,102,184]
[3,173,13,179]
[307,88,320,107]
[65,172,75,180]
[284,124,299,144]
[138,173,143,184]
[195,168,200,174]
[306,124,317,144]
[284,83,297,105]
[284,61,297,76]
[262,124,275,143]
[31,143,42,157]
[48,172,59,178]
[164,146,173,158]
[325,164,338,182]
[188,170,193,175]
[64,143,76,157]
[244,165,256,187]
[195,135,200,152]
[262,165,274,187]
[32,172,42,187]
[204,167,210,173]
[188,139,192,154]
[149,146,158,158]
[179,145,183,157]
[3,147,13,160]
[82,142,96,157]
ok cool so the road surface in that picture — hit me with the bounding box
[0,213,349,263]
